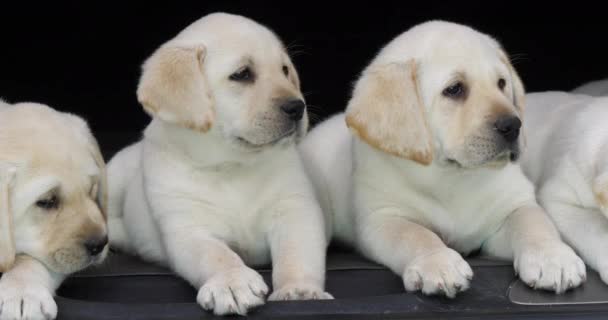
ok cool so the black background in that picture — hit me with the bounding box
[1,1,607,137]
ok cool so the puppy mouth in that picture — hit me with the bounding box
[235,128,297,149]
[446,147,519,168]
[494,144,520,162]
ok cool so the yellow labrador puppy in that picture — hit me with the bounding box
[0,100,108,320]
[107,13,331,316]
[300,21,586,298]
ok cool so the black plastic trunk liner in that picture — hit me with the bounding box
[51,251,608,319]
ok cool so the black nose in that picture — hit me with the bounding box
[85,236,108,256]
[280,99,305,121]
[494,116,521,143]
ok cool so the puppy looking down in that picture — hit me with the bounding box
[521,90,608,284]
[0,100,108,320]
[107,13,331,316]
[300,21,585,298]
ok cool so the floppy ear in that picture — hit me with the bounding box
[137,44,215,132]
[345,60,433,165]
[64,115,108,219]
[499,52,526,111]
[0,165,17,272]
[499,51,527,148]
[87,138,108,220]
[507,64,525,112]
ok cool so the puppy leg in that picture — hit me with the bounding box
[593,170,608,216]
[539,175,608,283]
[542,200,608,283]
[107,143,142,252]
[0,164,16,271]
[483,204,586,293]
[0,255,64,320]
[266,200,332,301]
[159,223,268,316]
[358,209,472,298]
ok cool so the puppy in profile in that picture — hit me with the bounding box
[107,13,331,316]
[300,21,585,298]
[521,90,608,284]
[0,100,108,320]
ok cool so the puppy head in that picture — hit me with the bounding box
[0,103,108,274]
[346,21,525,168]
[137,13,306,150]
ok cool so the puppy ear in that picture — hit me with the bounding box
[64,115,108,219]
[500,52,526,110]
[87,138,108,220]
[345,60,433,165]
[137,44,215,132]
[0,165,17,272]
[499,52,527,147]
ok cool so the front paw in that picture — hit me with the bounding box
[0,279,57,320]
[515,241,586,293]
[197,266,269,316]
[269,282,333,301]
[402,247,473,298]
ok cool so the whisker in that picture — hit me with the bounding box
[286,42,309,58]
[306,104,324,113]
[508,53,529,65]
[302,91,318,98]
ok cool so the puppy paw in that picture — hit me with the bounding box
[197,266,268,316]
[402,247,473,298]
[0,278,57,320]
[515,241,586,293]
[269,282,333,301]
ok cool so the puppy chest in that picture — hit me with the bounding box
[422,207,500,254]
[395,190,512,254]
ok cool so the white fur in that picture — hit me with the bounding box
[301,21,585,298]
[521,91,608,283]
[0,256,63,320]
[108,13,330,316]
[573,79,608,96]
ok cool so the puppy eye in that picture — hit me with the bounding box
[443,82,466,98]
[282,65,289,77]
[36,195,60,210]
[229,67,254,82]
[498,78,506,90]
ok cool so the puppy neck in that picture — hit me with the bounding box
[143,119,280,168]
[358,140,513,189]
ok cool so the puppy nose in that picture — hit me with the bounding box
[280,99,305,121]
[85,236,108,256]
[494,116,521,143]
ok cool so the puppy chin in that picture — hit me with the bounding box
[444,148,517,169]
[47,247,95,274]
[233,127,299,151]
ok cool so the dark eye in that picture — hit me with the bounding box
[282,65,289,76]
[498,78,506,90]
[229,67,253,82]
[443,82,466,98]
[36,195,59,210]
